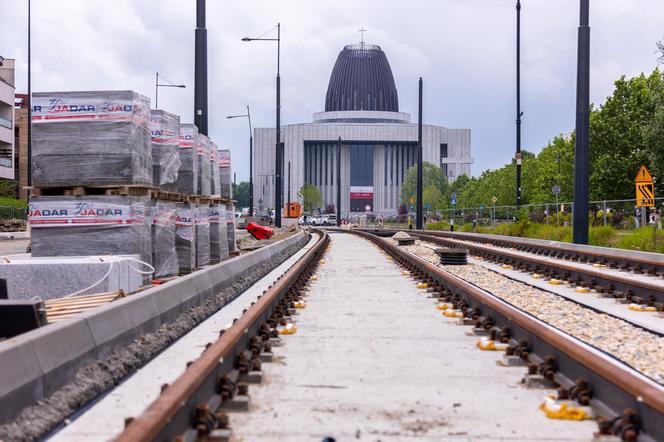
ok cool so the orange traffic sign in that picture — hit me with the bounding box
[635,165,655,207]
[635,164,653,183]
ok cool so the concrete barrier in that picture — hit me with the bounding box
[0,231,308,423]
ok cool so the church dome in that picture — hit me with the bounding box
[324,44,399,112]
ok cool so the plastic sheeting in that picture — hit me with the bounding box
[163,124,198,195]
[29,195,152,266]
[195,204,210,268]
[219,150,232,200]
[151,200,178,278]
[197,134,212,196]
[175,202,195,274]
[209,142,221,197]
[225,204,237,252]
[150,110,181,188]
[209,204,229,264]
[31,90,152,187]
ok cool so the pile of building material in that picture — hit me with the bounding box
[210,142,221,196]
[175,202,195,274]
[0,254,143,300]
[163,124,199,195]
[195,204,210,268]
[27,89,236,288]
[209,204,229,264]
[29,195,153,265]
[197,134,212,196]
[219,149,232,200]
[149,110,181,188]
[226,204,237,253]
[151,201,178,278]
[31,90,152,187]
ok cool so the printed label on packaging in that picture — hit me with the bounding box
[174,208,193,227]
[195,207,210,225]
[179,126,196,148]
[219,150,231,167]
[32,96,143,124]
[152,204,175,227]
[150,117,179,145]
[208,205,224,223]
[28,200,136,227]
[225,206,235,225]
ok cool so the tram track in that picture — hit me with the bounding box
[355,229,664,442]
[368,229,664,311]
[112,229,330,442]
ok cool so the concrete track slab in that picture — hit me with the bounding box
[49,236,318,441]
[230,232,596,441]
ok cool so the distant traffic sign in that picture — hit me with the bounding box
[491,196,497,204]
[635,165,655,207]
[409,204,414,210]
[551,185,561,195]
[451,193,457,206]
[425,203,431,209]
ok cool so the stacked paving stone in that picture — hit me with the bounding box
[219,149,232,200]
[175,202,196,274]
[149,110,181,188]
[31,90,152,187]
[209,204,229,264]
[210,142,221,196]
[164,124,199,195]
[151,200,178,278]
[28,90,234,279]
[197,134,212,196]
[195,204,210,268]
[30,195,153,265]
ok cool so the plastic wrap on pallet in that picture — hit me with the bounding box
[31,90,152,187]
[29,196,153,266]
[225,204,237,252]
[175,202,195,274]
[195,204,210,268]
[162,124,198,194]
[209,204,229,264]
[219,149,232,200]
[150,110,181,187]
[209,142,221,197]
[197,134,212,196]
[151,200,178,278]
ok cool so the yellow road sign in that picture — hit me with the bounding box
[635,165,655,207]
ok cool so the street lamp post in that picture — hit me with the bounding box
[242,23,282,228]
[572,0,590,244]
[27,0,32,187]
[227,106,253,216]
[515,0,523,210]
[155,72,186,109]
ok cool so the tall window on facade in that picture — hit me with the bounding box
[350,144,374,212]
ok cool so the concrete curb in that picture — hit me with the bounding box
[0,231,307,424]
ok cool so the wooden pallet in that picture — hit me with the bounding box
[44,290,125,323]
[29,185,153,198]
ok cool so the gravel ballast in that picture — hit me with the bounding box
[0,235,309,442]
[397,240,664,385]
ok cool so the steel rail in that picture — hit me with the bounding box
[411,229,664,276]
[365,228,664,308]
[117,230,329,442]
[413,232,664,308]
[353,230,664,442]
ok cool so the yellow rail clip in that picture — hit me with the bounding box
[278,323,298,335]
[627,303,658,312]
[539,395,592,421]
[476,338,509,351]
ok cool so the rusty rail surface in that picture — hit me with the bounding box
[117,230,329,442]
[366,228,664,309]
[354,230,664,442]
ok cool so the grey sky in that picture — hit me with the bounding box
[2,0,663,181]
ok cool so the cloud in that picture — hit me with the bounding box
[1,0,663,180]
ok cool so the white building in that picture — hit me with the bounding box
[0,58,15,180]
[253,43,472,215]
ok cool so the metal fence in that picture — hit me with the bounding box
[377,197,664,230]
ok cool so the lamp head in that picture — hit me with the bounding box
[241,37,252,42]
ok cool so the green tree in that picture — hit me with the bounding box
[299,184,322,213]
[400,162,448,208]
[233,181,250,208]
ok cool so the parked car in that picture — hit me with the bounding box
[317,214,337,226]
